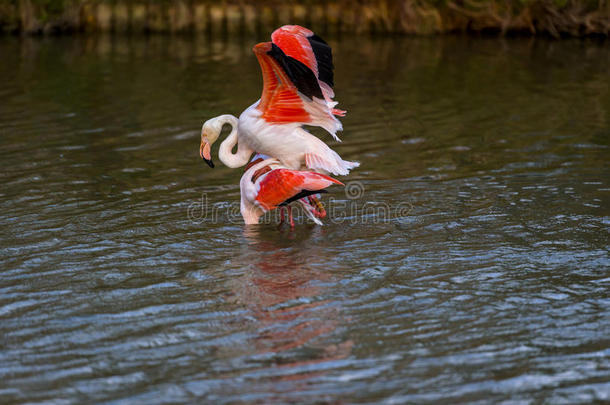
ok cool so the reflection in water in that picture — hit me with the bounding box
[228,227,353,385]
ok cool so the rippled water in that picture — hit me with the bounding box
[1,34,609,403]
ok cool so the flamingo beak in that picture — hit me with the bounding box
[199,139,214,168]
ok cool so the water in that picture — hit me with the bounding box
[1,34,609,403]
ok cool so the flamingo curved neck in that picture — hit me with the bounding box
[241,203,262,225]
[217,116,253,168]
[239,165,263,225]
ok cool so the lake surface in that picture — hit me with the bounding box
[0,34,608,403]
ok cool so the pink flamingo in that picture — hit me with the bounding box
[199,25,359,176]
[240,157,343,226]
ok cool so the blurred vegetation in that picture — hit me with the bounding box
[0,0,607,37]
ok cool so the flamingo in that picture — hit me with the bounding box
[240,157,343,227]
[199,25,359,176]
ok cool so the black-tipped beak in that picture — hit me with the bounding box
[200,140,214,168]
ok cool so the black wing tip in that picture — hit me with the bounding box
[306,35,334,89]
[268,43,285,59]
[308,33,329,45]
[280,189,328,207]
[267,43,324,100]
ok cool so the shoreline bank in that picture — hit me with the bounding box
[0,1,608,38]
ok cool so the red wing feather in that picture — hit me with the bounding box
[253,28,344,137]
[271,25,337,102]
[255,169,302,210]
[253,42,310,124]
[255,169,342,211]
[271,25,318,76]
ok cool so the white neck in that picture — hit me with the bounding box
[216,115,254,168]
[240,176,262,225]
[240,200,263,225]
[239,158,276,225]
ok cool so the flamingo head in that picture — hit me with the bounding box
[199,117,223,168]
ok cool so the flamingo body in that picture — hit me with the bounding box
[237,103,358,175]
[240,158,343,225]
[199,25,359,176]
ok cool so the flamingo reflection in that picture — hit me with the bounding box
[227,226,353,384]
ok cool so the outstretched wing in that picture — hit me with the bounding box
[271,25,339,106]
[253,42,321,125]
[253,37,343,140]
